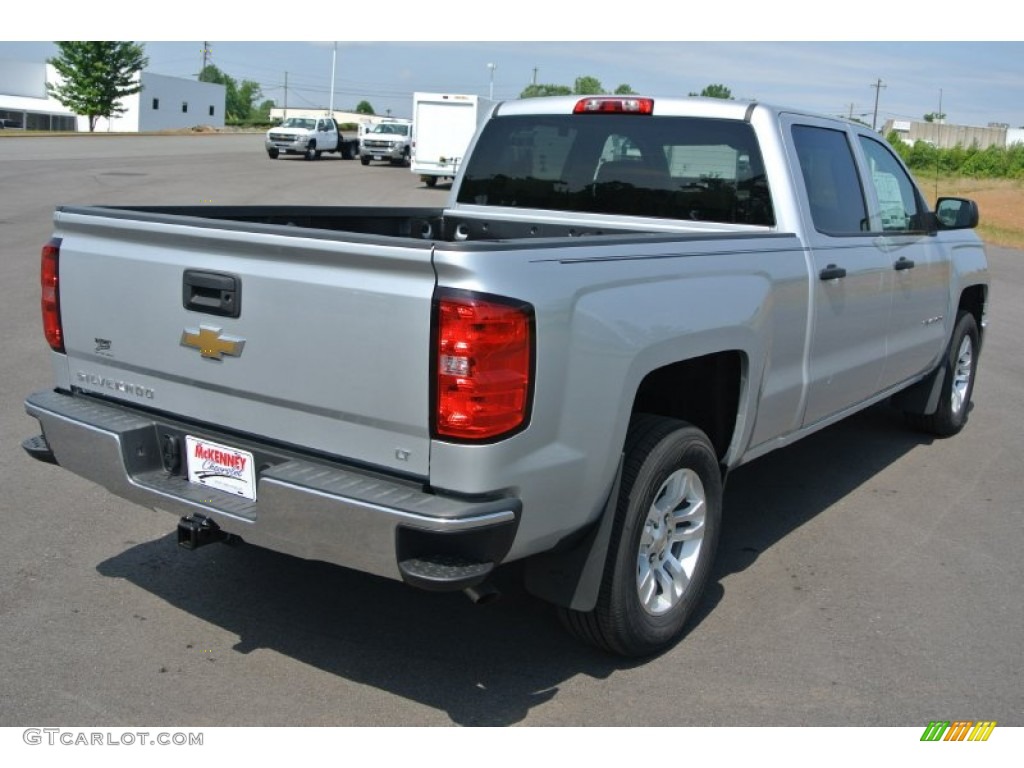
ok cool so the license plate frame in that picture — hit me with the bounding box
[185,435,257,501]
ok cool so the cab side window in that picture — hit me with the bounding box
[792,125,869,235]
[858,136,926,232]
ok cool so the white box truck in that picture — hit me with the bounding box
[411,92,493,187]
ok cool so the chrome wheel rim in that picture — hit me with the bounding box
[636,468,707,616]
[951,335,974,416]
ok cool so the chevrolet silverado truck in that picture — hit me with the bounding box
[359,118,412,166]
[265,116,359,160]
[23,96,988,656]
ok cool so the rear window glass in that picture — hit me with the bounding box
[457,114,773,226]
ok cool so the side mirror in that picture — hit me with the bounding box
[935,197,979,230]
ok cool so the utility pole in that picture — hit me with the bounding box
[199,42,211,78]
[532,67,538,86]
[870,78,886,131]
[283,72,288,119]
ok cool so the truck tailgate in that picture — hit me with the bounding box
[52,207,436,477]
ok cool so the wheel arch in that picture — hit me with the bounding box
[958,283,987,348]
[630,350,745,468]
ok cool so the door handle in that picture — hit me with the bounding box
[819,264,847,281]
[894,257,916,271]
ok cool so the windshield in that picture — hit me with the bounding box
[371,123,409,136]
[279,118,316,130]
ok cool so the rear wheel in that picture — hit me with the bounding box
[425,176,438,188]
[559,415,722,657]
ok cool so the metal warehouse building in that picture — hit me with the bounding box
[882,118,1023,150]
[0,58,225,132]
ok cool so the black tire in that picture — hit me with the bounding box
[905,310,980,437]
[305,142,318,161]
[559,414,722,657]
[360,155,370,166]
[424,175,438,188]
[267,148,279,159]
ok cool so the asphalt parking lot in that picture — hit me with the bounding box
[0,133,1021,728]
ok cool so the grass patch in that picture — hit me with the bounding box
[917,174,1024,249]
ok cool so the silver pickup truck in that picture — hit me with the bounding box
[23,96,988,656]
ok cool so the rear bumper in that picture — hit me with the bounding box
[24,389,519,589]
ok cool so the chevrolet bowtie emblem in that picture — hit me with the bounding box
[181,326,246,360]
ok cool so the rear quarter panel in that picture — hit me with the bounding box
[429,231,810,559]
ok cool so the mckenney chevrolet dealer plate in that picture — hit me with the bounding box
[185,435,257,501]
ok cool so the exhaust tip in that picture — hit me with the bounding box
[464,582,501,606]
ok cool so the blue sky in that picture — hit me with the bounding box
[4,6,1021,129]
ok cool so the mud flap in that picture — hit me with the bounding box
[523,456,623,612]
[891,364,946,415]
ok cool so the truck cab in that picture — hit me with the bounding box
[265,117,358,160]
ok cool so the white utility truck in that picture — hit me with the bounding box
[410,93,493,187]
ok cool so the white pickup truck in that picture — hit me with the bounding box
[23,95,988,656]
[359,119,412,166]
[265,116,359,160]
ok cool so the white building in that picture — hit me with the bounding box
[0,58,225,132]
[882,118,1008,150]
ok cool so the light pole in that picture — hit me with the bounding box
[487,62,497,100]
[329,42,337,117]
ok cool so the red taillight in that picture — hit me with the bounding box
[41,237,64,353]
[573,97,654,115]
[434,292,533,441]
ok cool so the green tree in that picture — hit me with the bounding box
[520,83,573,98]
[520,77,635,99]
[236,80,263,121]
[886,131,910,163]
[690,84,733,99]
[355,100,375,115]
[199,64,262,123]
[46,41,148,132]
[573,76,603,95]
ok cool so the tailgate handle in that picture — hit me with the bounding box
[183,270,241,318]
